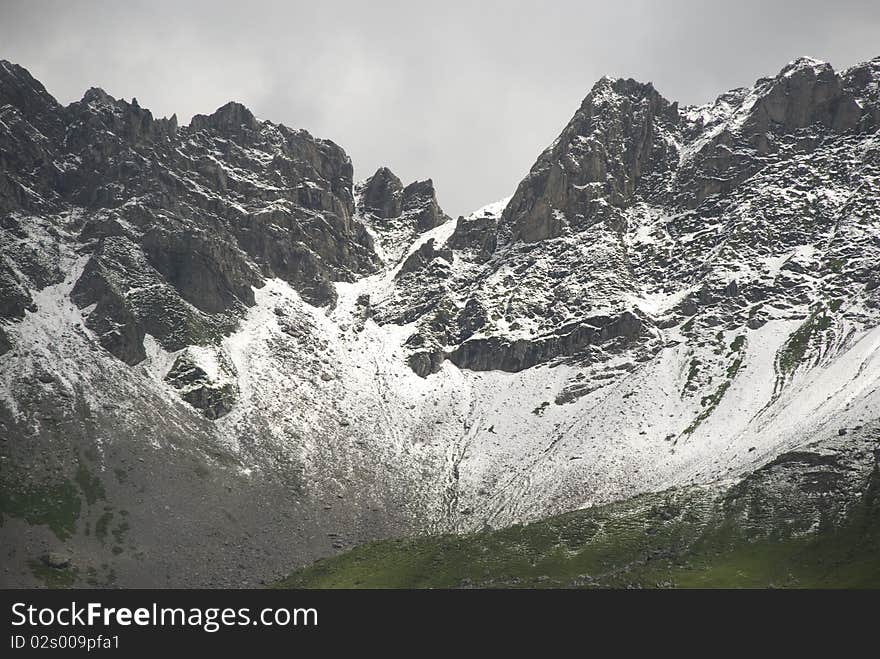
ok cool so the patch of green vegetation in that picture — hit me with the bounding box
[277,478,880,590]
[112,519,130,546]
[85,565,118,588]
[829,298,843,312]
[825,257,845,274]
[713,331,726,354]
[682,336,746,436]
[95,510,114,544]
[729,334,745,354]
[0,477,82,541]
[28,560,79,589]
[683,357,701,392]
[114,468,128,484]
[726,355,743,379]
[685,380,731,435]
[777,307,833,376]
[75,460,105,506]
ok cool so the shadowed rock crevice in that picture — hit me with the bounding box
[446,311,644,372]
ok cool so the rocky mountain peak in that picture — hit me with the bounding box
[779,55,828,75]
[0,59,58,112]
[744,56,861,135]
[0,59,63,138]
[359,166,404,219]
[499,74,678,244]
[0,59,382,371]
[383,54,880,386]
[581,75,676,115]
[189,100,259,135]
[80,86,118,107]
[841,57,880,128]
[356,168,451,263]
[66,87,178,149]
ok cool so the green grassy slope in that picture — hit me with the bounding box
[277,442,880,589]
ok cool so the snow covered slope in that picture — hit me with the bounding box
[1,55,879,586]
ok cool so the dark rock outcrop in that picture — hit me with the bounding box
[447,312,643,372]
[743,58,861,135]
[70,240,149,365]
[140,228,259,314]
[190,101,259,135]
[164,351,237,420]
[0,326,11,355]
[358,169,451,237]
[407,350,446,378]
[359,167,403,219]
[447,213,499,258]
[0,60,63,138]
[401,179,450,232]
[0,260,36,320]
[397,238,453,277]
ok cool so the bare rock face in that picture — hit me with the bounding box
[743,58,860,134]
[447,311,644,372]
[397,238,453,277]
[447,213,498,259]
[500,77,679,244]
[356,168,452,263]
[164,348,238,420]
[140,228,259,314]
[359,166,403,219]
[190,101,259,135]
[0,60,64,141]
[401,179,450,232]
[69,240,149,365]
[70,235,235,364]
[0,260,35,320]
[841,56,880,130]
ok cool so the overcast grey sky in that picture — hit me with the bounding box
[2,0,878,216]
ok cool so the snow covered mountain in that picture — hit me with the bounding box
[1,55,879,587]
